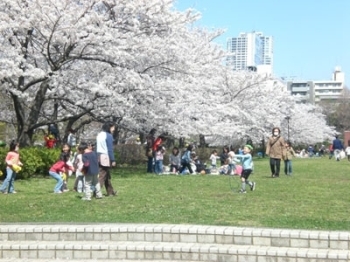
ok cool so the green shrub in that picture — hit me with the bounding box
[36,147,61,176]
[0,147,61,179]
[19,147,61,178]
[0,147,7,179]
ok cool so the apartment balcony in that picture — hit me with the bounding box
[290,86,309,92]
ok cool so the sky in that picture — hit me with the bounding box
[174,0,350,86]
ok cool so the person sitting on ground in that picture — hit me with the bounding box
[220,146,229,165]
[193,154,205,173]
[219,158,230,175]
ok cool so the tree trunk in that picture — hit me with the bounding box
[199,134,206,147]
[179,137,185,148]
[14,80,50,147]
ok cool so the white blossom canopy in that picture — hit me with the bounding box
[0,0,335,146]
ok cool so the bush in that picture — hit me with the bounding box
[0,147,61,180]
[115,144,145,165]
[0,147,7,179]
[21,147,62,178]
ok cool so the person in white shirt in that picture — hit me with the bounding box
[96,122,117,196]
[345,143,350,161]
[209,150,218,168]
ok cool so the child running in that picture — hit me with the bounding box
[49,152,75,194]
[80,142,103,201]
[234,144,256,193]
[0,140,23,194]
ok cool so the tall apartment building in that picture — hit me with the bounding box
[226,31,273,74]
[286,67,345,104]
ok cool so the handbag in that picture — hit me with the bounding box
[99,154,110,167]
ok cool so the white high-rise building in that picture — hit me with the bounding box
[226,32,273,75]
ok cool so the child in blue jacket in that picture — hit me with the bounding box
[234,145,256,193]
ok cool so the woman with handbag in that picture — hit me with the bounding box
[265,127,285,178]
[96,121,117,196]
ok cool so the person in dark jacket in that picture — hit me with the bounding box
[80,142,102,201]
[332,135,344,161]
[220,146,229,165]
[145,128,156,173]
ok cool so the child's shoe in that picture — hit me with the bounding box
[81,197,91,201]
[239,189,246,193]
[250,182,256,191]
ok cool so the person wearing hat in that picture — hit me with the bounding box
[233,144,256,193]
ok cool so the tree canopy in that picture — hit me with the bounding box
[0,0,335,146]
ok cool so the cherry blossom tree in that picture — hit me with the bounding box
[0,0,207,145]
[0,0,335,147]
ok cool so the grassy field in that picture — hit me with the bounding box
[1,156,350,231]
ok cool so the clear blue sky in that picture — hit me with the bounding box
[175,0,350,86]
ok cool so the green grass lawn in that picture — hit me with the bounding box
[1,156,350,231]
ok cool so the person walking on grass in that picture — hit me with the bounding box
[266,127,285,178]
[49,152,75,194]
[80,142,103,201]
[234,145,256,193]
[332,135,343,161]
[0,140,23,194]
[283,141,296,176]
[179,144,194,174]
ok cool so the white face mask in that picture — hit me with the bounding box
[273,132,279,136]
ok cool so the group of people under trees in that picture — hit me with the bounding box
[143,126,312,192]
[0,122,118,201]
[145,128,256,193]
[2,124,346,197]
